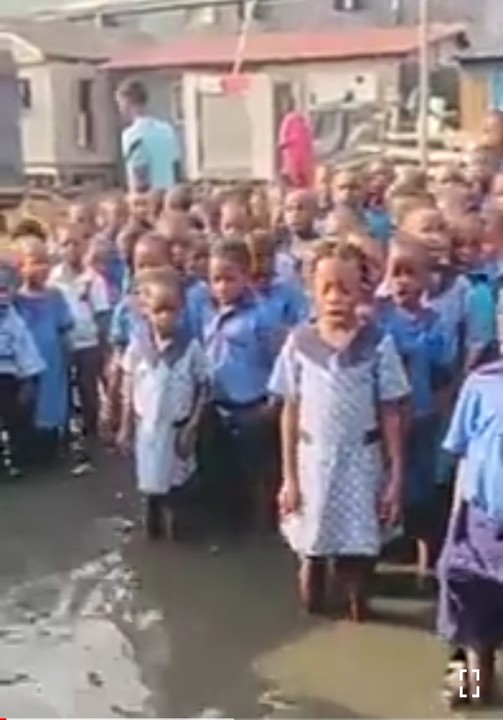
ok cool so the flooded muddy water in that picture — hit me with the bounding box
[0,461,501,718]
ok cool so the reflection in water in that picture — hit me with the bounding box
[0,541,156,718]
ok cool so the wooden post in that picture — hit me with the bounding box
[418,0,429,171]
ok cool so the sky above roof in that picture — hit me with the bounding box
[0,0,70,12]
[0,0,145,13]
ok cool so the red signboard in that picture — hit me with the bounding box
[219,73,250,95]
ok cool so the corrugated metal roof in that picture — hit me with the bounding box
[106,23,465,70]
[458,39,503,63]
[0,19,144,61]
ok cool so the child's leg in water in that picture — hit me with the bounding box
[298,557,328,614]
[336,556,374,622]
[145,494,166,541]
[443,646,496,707]
[467,646,496,704]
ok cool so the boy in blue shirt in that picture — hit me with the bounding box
[194,238,280,533]
[275,189,318,284]
[452,214,498,371]
[363,160,394,246]
[0,262,45,478]
[377,238,448,585]
[246,229,308,330]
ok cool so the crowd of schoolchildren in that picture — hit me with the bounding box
[2,109,503,706]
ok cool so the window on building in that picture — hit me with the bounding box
[76,78,95,149]
[171,79,184,125]
[186,5,217,27]
[333,0,363,10]
[18,78,32,110]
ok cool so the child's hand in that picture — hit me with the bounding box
[175,423,197,460]
[379,481,402,526]
[278,481,302,517]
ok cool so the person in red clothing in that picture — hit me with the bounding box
[277,93,314,190]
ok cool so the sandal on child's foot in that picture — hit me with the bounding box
[441,650,470,708]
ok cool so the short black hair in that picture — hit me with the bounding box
[210,238,251,273]
[117,78,148,107]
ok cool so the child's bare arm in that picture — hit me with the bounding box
[279,399,301,514]
[379,400,405,524]
[117,370,134,450]
[281,400,299,484]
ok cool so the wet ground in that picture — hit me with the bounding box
[0,458,502,719]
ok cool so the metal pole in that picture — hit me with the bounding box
[418,0,429,171]
[232,0,260,75]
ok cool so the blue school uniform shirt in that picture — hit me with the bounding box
[376,299,447,417]
[427,273,469,367]
[256,277,309,329]
[0,304,45,379]
[105,252,126,302]
[110,294,145,350]
[193,291,278,405]
[464,269,497,359]
[444,361,503,524]
[364,206,394,246]
[15,290,73,429]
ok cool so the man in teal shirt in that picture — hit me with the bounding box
[116,78,181,193]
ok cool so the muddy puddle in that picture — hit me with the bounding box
[0,470,502,719]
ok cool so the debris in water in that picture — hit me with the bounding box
[88,670,104,687]
[118,519,134,535]
[0,672,30,686]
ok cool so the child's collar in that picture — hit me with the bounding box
[212,288,256,314]
[144,325,190,366]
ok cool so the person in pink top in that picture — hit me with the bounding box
[278,94,315,190]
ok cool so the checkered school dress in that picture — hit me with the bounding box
[123,332,207,495]
[269,323,409,558]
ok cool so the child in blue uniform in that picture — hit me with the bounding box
[451,214,498,371]
[378,239,449,583]
[185,235,209,284]
[270,241,409,619]
[50,224,111,469]
[110,232,171,351]
[0,261,46,477]
[116,220,154,296]
[195,238,280,533]
[96,194,128,299]
[219,197,252,240]
[16,237,73,465]
[120,267,207,540]
[438,361,503,707]
[363,160,394,247]
[245,230,308,329]
[275,190,318,284]
[107,232,172,438]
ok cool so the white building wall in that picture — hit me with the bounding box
[50,61,116,168]
[182,60,399,180]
